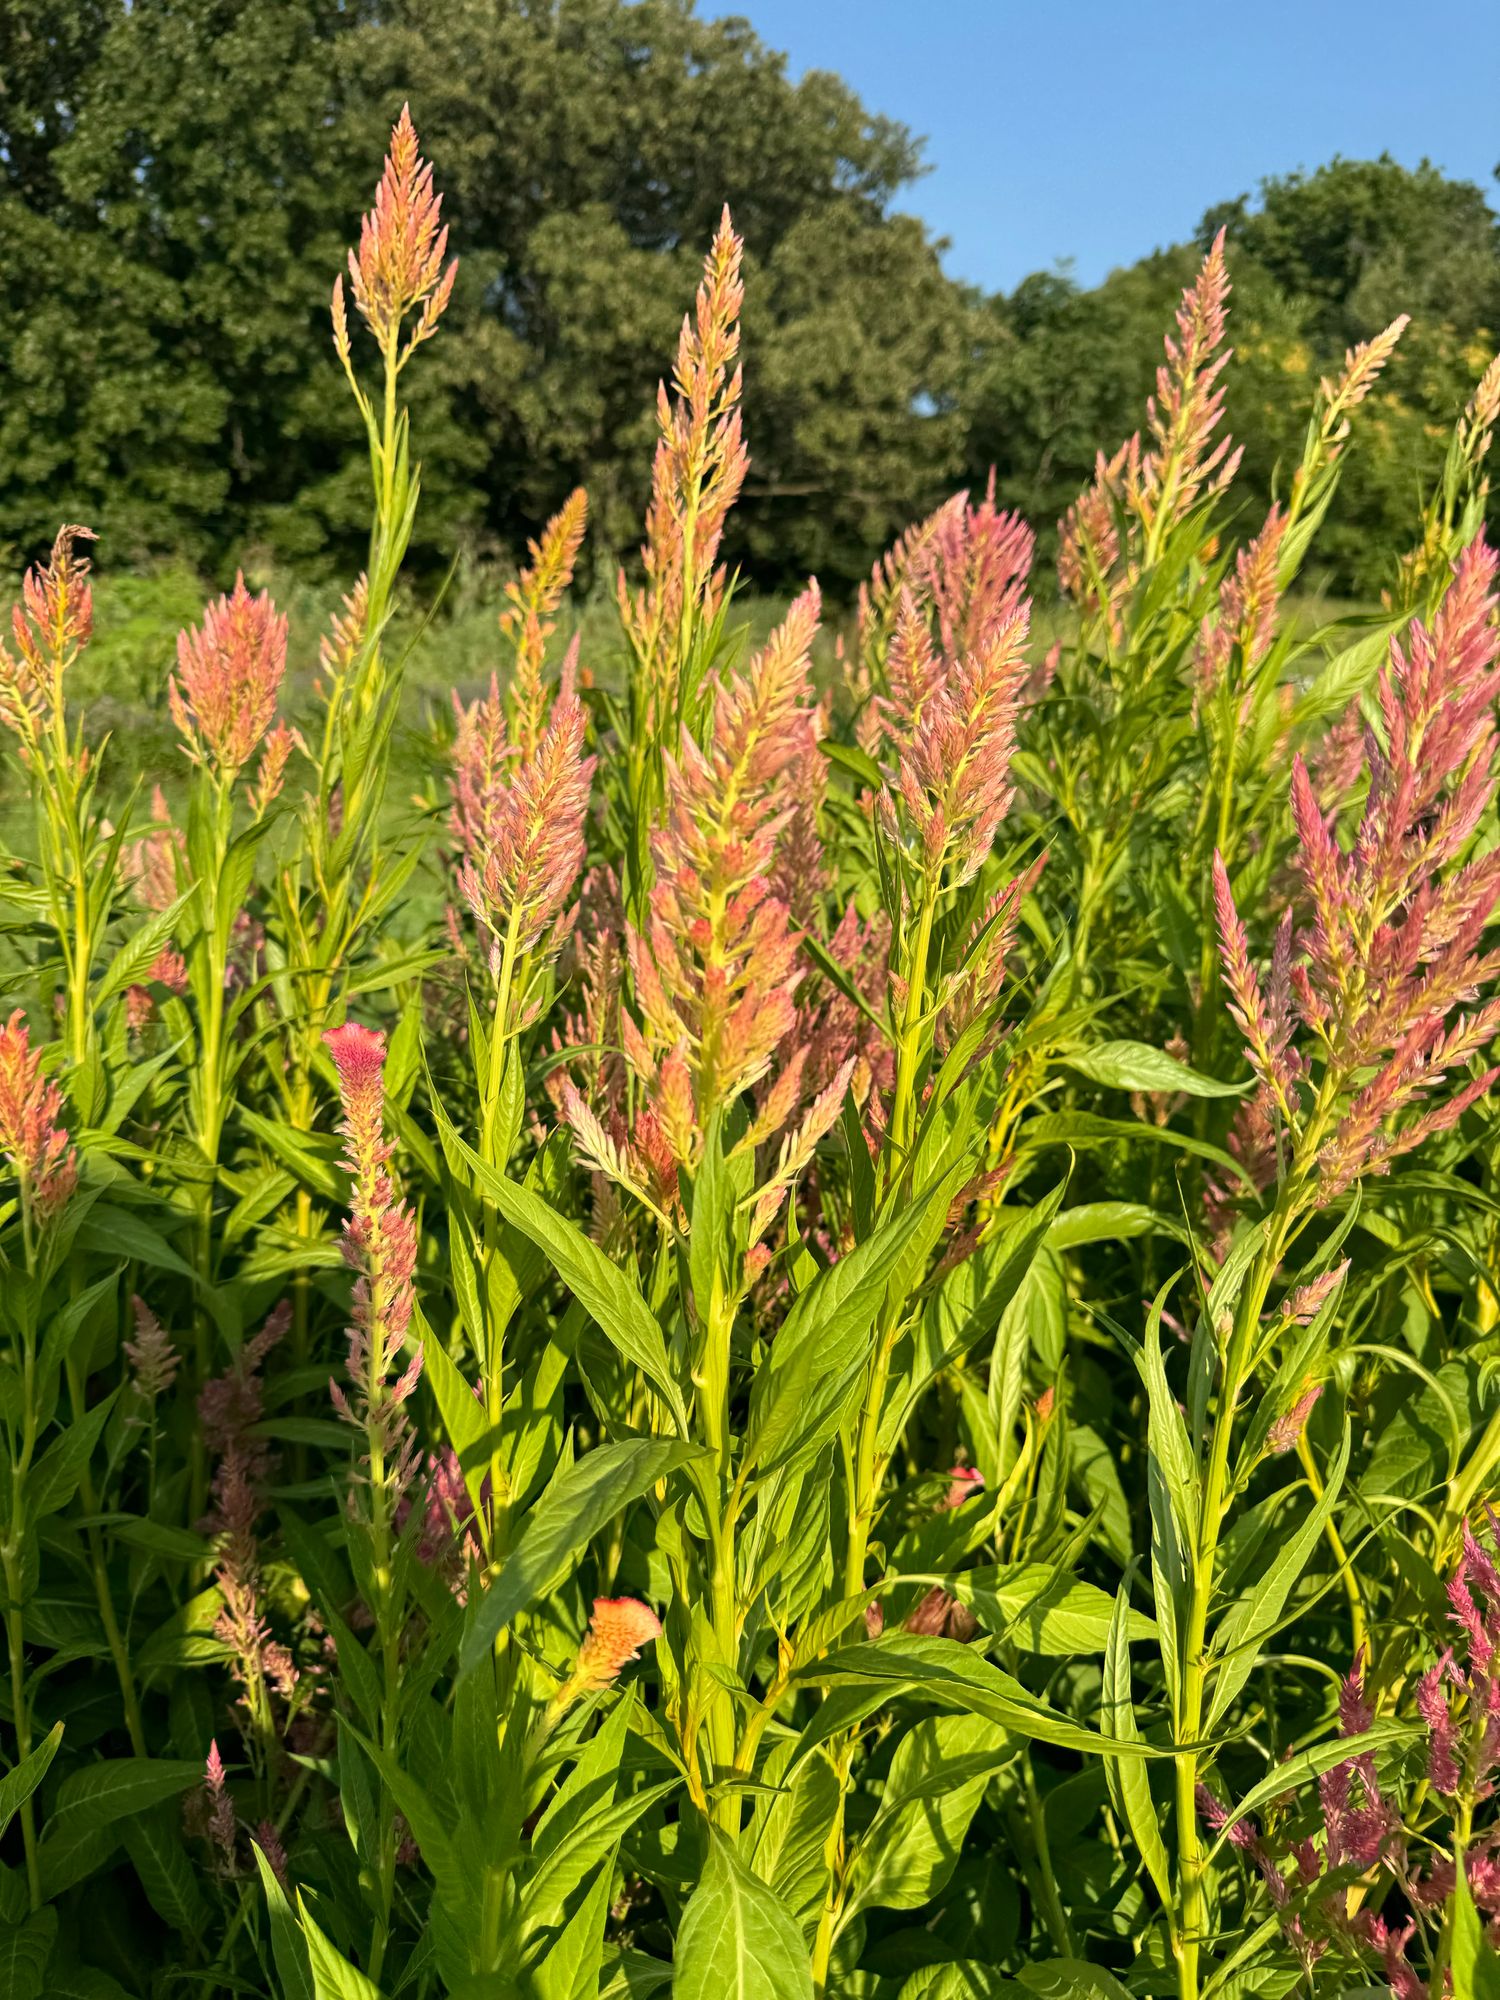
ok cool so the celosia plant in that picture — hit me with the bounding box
[2,103,1500,2000]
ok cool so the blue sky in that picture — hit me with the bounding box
[734,0,1500,294]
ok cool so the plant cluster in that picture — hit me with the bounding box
[5,109,1500,2000]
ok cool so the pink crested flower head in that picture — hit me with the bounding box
[556,1597,663,1709]
[171,575,288,778]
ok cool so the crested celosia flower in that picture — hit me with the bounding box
[0,1010,77,1223]
[619,208,748,730]
[1215,537,1500,1206]
[335,104,456,364]
[943,1466,985,1509]
[502,486,588,761]
[254,1821,290,1893]
[1457,349,1500,473]
[324,1024,422,1488]
[171,576,289,779]
[125,1296,180,1402]
[1280,1261,1349,1324]
[1057,436,1138,639]
[125,946,190,1037]
[0,524,95,756]
[1197,1656,1398,1981]
[454,668,595,978]
[1306,318,1409,477]
[554,1596,662,1709]
[853,493,967,722]
[924,471,1036,667]
[935,859,1044,1060]
[125,787,184,913]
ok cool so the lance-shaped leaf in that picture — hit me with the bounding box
[432,1106,690,1434]
[1206,1423,1351,1729]
[672,1829,814,2000]
[795,1635,1160,1759]
[1101,1581,1172,1910]
[745,1182,947,1481]
[460,1437,701,1672]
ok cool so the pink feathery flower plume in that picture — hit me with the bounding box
[852,493,966,726]
[640,593,817,1102]
[1058,236,1238,620]
[0,1010,77,1222]
[1137,227,1241,536]
[888,597,1031,887]
[324,1025,423,1488]
[0,524,95,757]
[1057,437,1138,639]
[1195,505,1288,702]
[555,594,827,1228]
[923,471,1036,666]
[502,487,589,761]
[125,1297,180,1402]
[171,576,289,780]
[454,668,595,980]
[619,209,748,725]
[1410,1508,1500,1798]
[1215,537,1500,1205]
[334,103,457,364]
[199,1304,298,1727]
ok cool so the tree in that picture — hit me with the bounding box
[0,0,967,590]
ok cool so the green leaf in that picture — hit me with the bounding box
[1101,1582,1172,1910]
[0,1724,62,1844]
[1063,1040,1246,1099]
[1020,1113,1250,1184]
[747,1184,946,1478]
[38,1758,204,1898]
[672,1828,814,2000]
[93,892,192,1007]
[459,1437,700,1672]
[29,1391,119,1519]
[899,1966,1026,2000]
[798,1635,1157,1759]
[1207,1425,1350,1729]
[297,1893,387,2000]
[253,1841,314,2000]
[1450,1856,1500,1999]
[74,1205,196,1279]
[954,1563,1154,1655]
[1016,1965,1134,2000]
[433,1109,690,1434]
[0,1908,56,2000]
[844,1713,1014,1918]
[123,1804,209,1932]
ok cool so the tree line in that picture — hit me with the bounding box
[2,0,1497,596]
